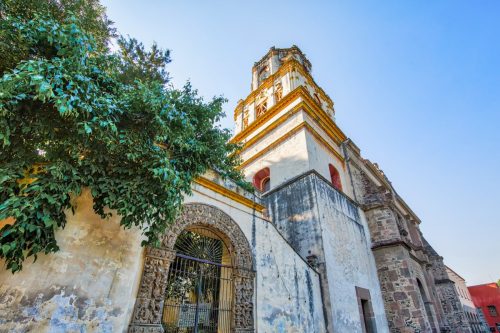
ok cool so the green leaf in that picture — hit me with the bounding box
[84,123,92,134]
[1,244,10,254]
[43,216,53,228]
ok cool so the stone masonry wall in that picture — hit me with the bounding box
[372,244,432,332]
[347,159,439,332]
[426,243,472,333]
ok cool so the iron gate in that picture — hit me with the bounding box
[162,228,233,333]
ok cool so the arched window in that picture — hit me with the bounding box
[261,177,270,192]
[274,83,283,102]
[417,278,436,329]
[314,92,321,106]
[329,164,342,191]
[255,100,267,118]
[129,204,255,333]
[253,167,270,192]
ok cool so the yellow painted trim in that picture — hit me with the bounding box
[232,87,303,142]
[232,86,347,147]
[239,103,303,150]
[238,122,306,169]
[303,122,345,163]
[234,60,334,120]
[238,121,344,169]
[193,177,265,213]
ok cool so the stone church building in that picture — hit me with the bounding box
[0,47,475,333]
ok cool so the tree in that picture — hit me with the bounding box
[0,0,114,73]
[0,1,247,273]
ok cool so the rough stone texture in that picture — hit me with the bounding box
[425,241,472,333]
[265,171,389,333]
[344,140,473,333]
[446,266,489,333]
[346,162,433,332]
[0,189,144,333]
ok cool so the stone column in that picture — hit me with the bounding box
[233,268,256,333]
[128,247,176,333]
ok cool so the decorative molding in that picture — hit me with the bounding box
[232,86,346,146]
[234,59,333,120]
[129,203,255,333]
[193,177,265,213]
[238,120,344,169]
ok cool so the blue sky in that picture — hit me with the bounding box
[101,0,500,285]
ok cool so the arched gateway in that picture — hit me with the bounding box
[129,203,255,333]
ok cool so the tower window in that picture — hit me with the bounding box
[253,167,270,192]
[274,83,283,102]
[242,109,249,129]
[261,177,270,192]
[258,65,269,84]
[255,100,267,118]
[488,305,498,317]
[314,92,321,106]
[329,164,342,191]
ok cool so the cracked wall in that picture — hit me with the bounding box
[0,189,144,333]
[265,171,389,333]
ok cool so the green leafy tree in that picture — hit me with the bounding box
[0,0,114,73]
[0,2,247,273]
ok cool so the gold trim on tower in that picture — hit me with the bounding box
[231,86,347,147]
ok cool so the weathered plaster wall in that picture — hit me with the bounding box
[303,129,353,199]
[265,171,389,333]
[0,189,144,333]
[314,173,389,333]
[264,173,324,261]
[0,178,327,333]
[263,170,334,331]
[188,181,327,333]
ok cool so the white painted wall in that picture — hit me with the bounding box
[304,129,354,199]
[189,182,327,333]
[0,178,326,333]
[243,128,310,191]
[314,179,390,333]
[446,267,476,309]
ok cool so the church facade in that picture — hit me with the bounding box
[0,47,473,333]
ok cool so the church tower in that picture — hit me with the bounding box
[232,46,390,333]
[232,46,350,197]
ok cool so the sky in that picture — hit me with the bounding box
[101,0,500,285]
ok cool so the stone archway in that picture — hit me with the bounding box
[128,203,255,333]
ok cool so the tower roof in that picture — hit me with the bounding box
[253,45,312,73]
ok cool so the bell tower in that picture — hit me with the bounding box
[232,47,391,333]
[232,46,351,198]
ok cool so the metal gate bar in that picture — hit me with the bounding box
[162,229,233,333]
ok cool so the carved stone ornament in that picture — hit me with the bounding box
[128,203,255,332]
